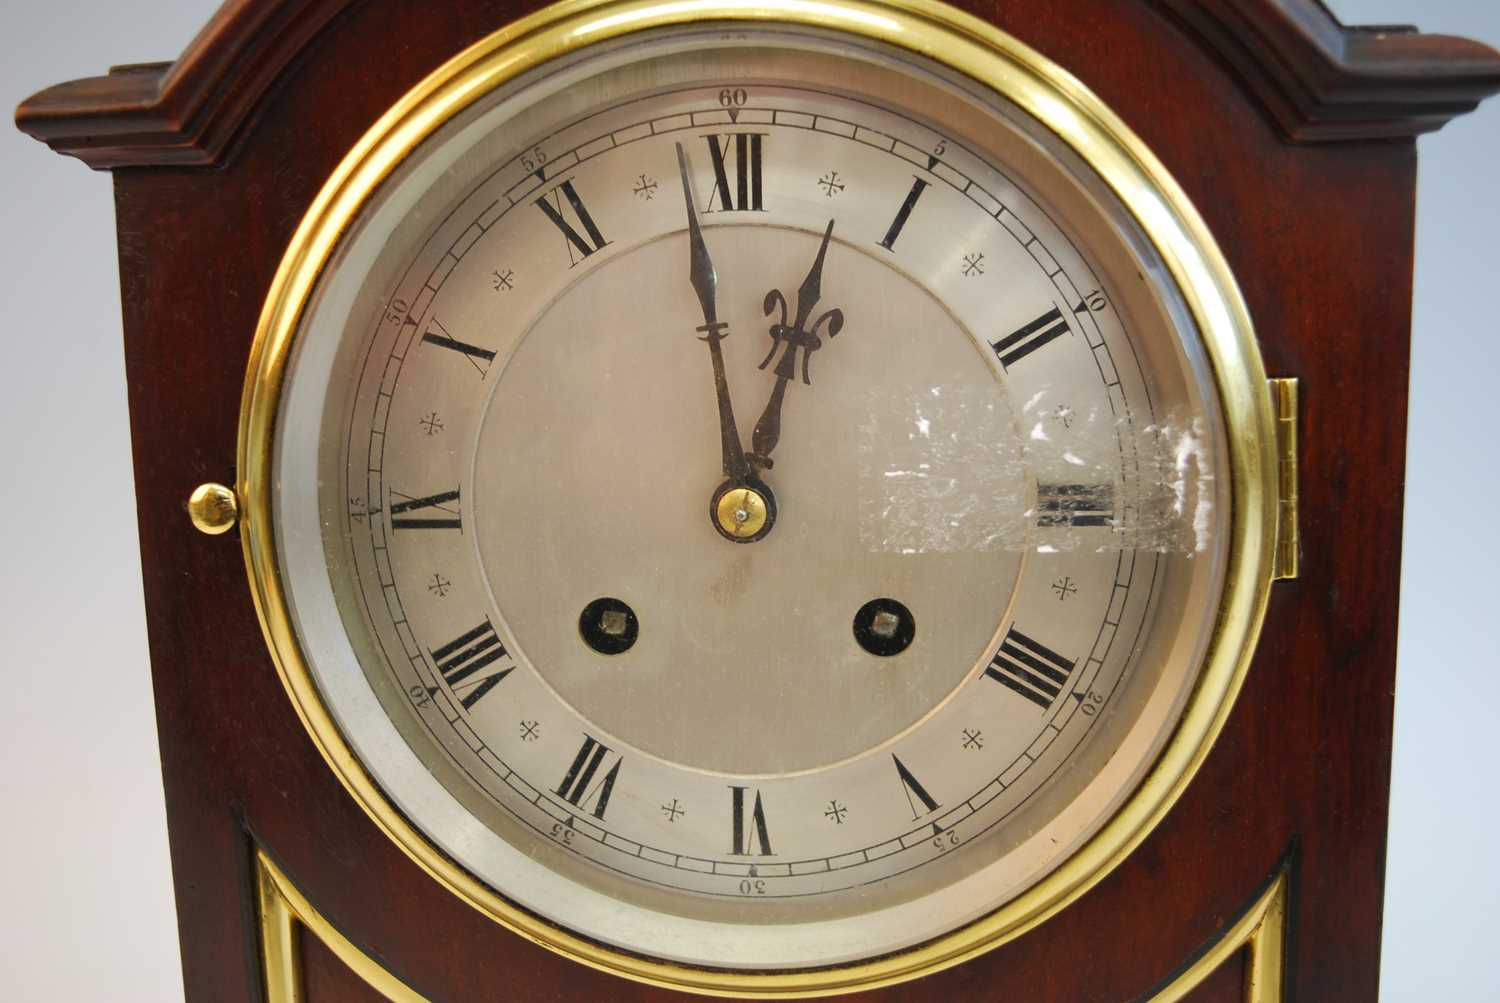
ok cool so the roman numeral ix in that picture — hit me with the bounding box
[555,734,623,820]
[429,619,512,710]
[389,488,461,531]
[985,626,1076,711]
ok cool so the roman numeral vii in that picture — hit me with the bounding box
[555,734,623,820]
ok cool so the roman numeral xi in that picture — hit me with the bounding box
[535,179,610,265]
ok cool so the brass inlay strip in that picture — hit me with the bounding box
[1149,868,1289,1003]
[1271,378,1300,581]
[255,850,425,1003]
[256,846,1287,1002]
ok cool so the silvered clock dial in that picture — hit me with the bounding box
[243,0,1280,992]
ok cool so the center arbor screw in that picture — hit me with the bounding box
[710,478,777,543]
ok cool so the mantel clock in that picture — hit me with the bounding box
[17,0,1500,1000]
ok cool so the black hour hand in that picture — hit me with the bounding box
[749,220,845,470]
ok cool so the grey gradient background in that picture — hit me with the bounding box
[2,2,1495,999]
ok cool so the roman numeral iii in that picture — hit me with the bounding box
[555,734,623,820]
[535,178,609,265]
[429,619,512,710]
[985,626,1076,710]
[703,133,766,212]
[729,786,774,856]
[1036,483,1115,528]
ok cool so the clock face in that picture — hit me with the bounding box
[260,10,1259,984]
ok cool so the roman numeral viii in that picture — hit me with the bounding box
[390,488,461,531]
[985,626,1076,711]
[555,734,623,820]
[991,306,1069,369]
[430,619,512,710]
[535,179,609,265]
[730,786,773,856]
[703,133,765,213]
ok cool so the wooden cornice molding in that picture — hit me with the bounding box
[1158,0,1500,141]
[14,0,1500,169]
[13,0,354,169]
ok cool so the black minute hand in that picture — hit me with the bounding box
[749,219,844,470]
[675,142,751,484]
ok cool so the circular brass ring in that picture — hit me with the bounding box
[238,0,1280,995]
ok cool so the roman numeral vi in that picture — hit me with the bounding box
[730,786,774,856]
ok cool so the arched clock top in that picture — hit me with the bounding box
[14,0,1500,169]
[1158,0,1500,141]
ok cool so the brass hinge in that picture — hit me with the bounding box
[1270,378,1299,581]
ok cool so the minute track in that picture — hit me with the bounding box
[340,74,1176,906]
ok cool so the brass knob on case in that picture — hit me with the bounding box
[188,482,239,535]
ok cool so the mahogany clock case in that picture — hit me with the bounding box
[8,0,1500,1001]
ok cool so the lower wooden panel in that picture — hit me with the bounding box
[255,850,1289,1002]
[302,929,390,1003]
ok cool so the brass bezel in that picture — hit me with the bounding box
[238,0,1281,995]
